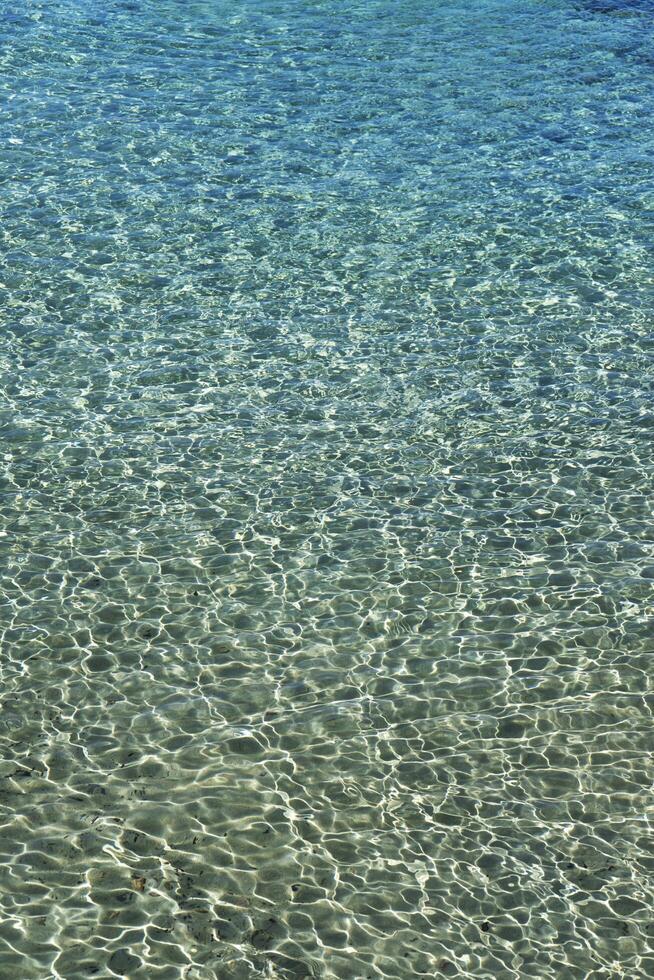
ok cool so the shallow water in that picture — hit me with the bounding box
[1,0,654,977]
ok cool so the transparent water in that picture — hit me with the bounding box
[1,0,654,977]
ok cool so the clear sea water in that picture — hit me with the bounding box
[1,0,654,977]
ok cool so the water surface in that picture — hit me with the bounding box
[1,0,654,977]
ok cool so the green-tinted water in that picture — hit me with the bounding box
[1,0,654,977]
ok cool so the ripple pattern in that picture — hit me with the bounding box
[1,0,654,977]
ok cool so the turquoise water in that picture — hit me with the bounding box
[1,0,654,976]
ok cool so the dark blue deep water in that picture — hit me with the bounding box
[1,1,654,977]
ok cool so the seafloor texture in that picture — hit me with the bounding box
[1,0,654,977]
